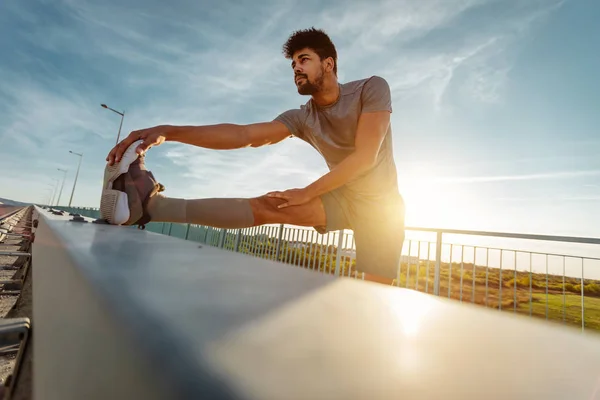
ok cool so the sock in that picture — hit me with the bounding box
[146,194,187,223]
[147,194,255,228]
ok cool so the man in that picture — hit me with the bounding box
[102,27,405,283]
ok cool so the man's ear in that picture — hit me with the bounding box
[324,57,335,73]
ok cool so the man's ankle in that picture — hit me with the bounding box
[146,195,187,223]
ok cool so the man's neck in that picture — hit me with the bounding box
[311,79,340,107]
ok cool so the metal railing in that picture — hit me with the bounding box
[397,229,600,333]
[31,206,600,399]
[55,206,600,332]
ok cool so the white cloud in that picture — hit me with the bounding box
[319,0,487,50]
[495,196,600,203]
[561,196,600,202]
[0,70,112,151]
[437,170,600,184]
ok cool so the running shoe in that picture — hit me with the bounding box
[100,140,164,228]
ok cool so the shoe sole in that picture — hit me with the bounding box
[100,140,143,225]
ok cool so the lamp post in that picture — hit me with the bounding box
[50,178,59,207]
[68,151,83,207]
[43,186,54,206]
[101,104,126,145]
[56,168,68,206]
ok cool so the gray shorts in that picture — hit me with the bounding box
[315,186,406,280]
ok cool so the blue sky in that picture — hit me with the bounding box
[1,0,599,238]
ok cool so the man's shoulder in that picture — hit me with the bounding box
[278,99,312,115]
[341,75,388,96]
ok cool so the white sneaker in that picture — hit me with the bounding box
[100,140,164,227]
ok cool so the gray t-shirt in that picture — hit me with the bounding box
[274,75,399,201]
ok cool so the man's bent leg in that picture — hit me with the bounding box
[352,198,406,285]
[354,225,405,285]
[146,193,326,229]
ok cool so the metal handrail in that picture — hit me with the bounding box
[406,226,600,245]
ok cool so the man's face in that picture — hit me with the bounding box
[291,48,325,95]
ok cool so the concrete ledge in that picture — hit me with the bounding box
[32,207,600,400]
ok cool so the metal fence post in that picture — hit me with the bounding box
[168,223,173,236]
[434,231,442,296]
[334,230,344,276]
[218,228,227,248]
[395,255,402,287]
[184,224,191,240]
[275,224,284,261]
[234,229,242,252]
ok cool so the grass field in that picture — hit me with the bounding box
[391,260,600,332]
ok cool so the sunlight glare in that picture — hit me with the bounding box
[389,289,435,337]
[401,173,483,229]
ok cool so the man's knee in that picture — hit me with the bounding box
[248,194,326,227]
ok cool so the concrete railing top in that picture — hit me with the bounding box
[32,207,600,400]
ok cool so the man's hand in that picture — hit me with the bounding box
[106,125,171,165]
[266,188,313,209]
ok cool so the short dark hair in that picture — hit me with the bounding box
[282,27,338,75]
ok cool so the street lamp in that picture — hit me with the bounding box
[68,151,83,207]
[50,178,59,207]
[56,168,68,206]
[43,187,53,206]
[101,103,126,145]
[46,183,54,206]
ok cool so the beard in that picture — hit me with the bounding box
[296,69,325,95]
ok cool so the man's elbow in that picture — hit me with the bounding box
[365,157,378,170]
[242,122,290,148]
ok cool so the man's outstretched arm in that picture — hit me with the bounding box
[167,122,292,149]
[106,121,292,165]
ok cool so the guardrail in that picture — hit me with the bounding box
[31,206,600,399]
[0,206,33,399]
[54,206,600,332]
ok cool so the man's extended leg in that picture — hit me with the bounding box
[146,193,327,229]
[146,195,254,228]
